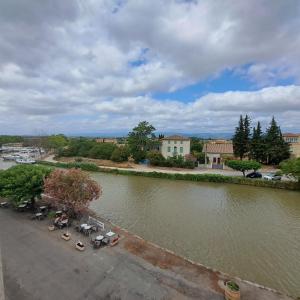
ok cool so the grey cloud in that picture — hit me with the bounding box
[0,0,300,134]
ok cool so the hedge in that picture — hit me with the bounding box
[37,161,300,191]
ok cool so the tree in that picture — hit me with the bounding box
[280,158,300,182]
[110,146,130,162]
[226,160,261,177]
[43,168,101,217]
[128,121,156,163]
[0,165,51,207]
[190,137,203,153]
[232,115,251,160]
[249,121,265,162]
[46,134,68,150]
[265,117,290,165]
[244,115,251,154]
[88,143,117,160]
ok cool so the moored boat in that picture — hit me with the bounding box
[16,158,36,164]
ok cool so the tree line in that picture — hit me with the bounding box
[233,115,290,165]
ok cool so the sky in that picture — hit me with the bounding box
[0,0,300,136]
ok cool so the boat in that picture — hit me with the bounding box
[16,158,36,164]
[2,154,22,161]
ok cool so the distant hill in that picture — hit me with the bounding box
[67,131,233,139]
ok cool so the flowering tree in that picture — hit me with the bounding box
[43,168,101,217]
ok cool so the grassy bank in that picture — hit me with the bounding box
[38,160,300,191]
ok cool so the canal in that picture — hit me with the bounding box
[1,160,299,297]
[89,172,300,297]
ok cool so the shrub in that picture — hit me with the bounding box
[111,146,130,162]
[88,143,117,160]
[37,161,300,191]
[147,151,165,166]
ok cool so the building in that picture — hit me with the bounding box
[160,135,190,159]
[203,141,234,169]
[283,133,300,158]
[95,138,118,144]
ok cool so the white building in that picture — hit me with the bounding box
[161,135,190,159]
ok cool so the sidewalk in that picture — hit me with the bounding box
[0,209,294,300]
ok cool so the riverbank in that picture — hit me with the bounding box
[38,160,300,191]
[0,209,294,300]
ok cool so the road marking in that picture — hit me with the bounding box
[0,246,5,300]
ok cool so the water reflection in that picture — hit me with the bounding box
[90,172,300,297]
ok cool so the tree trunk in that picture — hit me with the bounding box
[30,196,36,211]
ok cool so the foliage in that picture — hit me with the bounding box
[46,134,68,150]
[110,146,130,162]
[226,160,261,176]
[190,137,203,153]
[249,121,265,162]
[58,137,117,160]
[88,143,117,160]
[226,281,240,291]
[280,158,300,181]
[232,115,250,160]
[193,152,205,163]
[146,151,166,166]
[0,165,51,206]
[47,211,56,218]
[43,168,101,217]
[0,135,24,146]
[233,116,290,165]
[147,152,195,169]
[38,160,99,171]
[127,121,157,162]
[264,117,290,165]
[37,161,300,191]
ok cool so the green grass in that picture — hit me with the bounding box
[37,160,300,191]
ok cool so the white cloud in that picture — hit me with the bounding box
[0,0,300,134]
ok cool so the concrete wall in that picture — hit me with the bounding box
[161,140,190,159]
[290,143,300,158]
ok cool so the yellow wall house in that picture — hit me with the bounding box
[283,133,300,158]
[161,135,191,159]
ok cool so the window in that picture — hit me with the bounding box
[174,140,177,144]
[180,147,183,153]
[180,141,183,144]
[168,140,170,144]
[167,146,171,152]
[174,146,177,153]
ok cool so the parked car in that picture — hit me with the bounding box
[246,171,262,179]
[263,173,282,181]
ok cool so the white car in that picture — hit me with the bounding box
[263,173,281,181]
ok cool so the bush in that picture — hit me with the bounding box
[37,161,300,191]
[147,151,165,166]
[88,143,117,160]
[146,152,195,169]
[38,161,99,172]
[110,146,130,162]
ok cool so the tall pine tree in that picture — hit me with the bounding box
[265,117,290,165]
[233,115,251,160]
[249,121,265,162]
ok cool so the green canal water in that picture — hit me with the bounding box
[1,160,299,296]
[89,172,300,297]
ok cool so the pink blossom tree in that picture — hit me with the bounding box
[43,168,101,218]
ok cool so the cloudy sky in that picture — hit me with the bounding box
[0,0,300,136]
